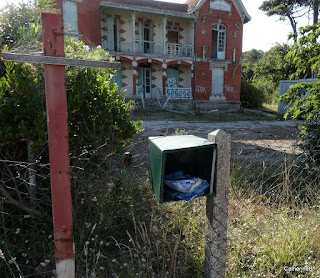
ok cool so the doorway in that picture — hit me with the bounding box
[138,67,152,99]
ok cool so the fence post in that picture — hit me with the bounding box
[204,129,231,278]
[42,13,75,278]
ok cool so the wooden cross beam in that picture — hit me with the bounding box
[1,52,120,69]
[1,13,120,278]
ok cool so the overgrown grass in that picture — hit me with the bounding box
[1,141,320,277]
[130,110,275,122]
[262,103,279,113]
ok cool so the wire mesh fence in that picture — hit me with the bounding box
[1,124,320,277]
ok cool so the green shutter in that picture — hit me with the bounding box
[115,69,122,89]
[138,21,143,52]
[106,16,114,51]
[138,68,143,87]
[167,69,179,87]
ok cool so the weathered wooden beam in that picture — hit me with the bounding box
[0,52,120,69]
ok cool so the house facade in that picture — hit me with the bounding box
[55,0,250,111]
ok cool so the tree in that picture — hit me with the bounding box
[255,44,297,84]
[241,45,297,104]
[280,23,320,161]
[242,49,264,82]
[0,0,53,49]
[0,38,141,217]
[259,0,310,42]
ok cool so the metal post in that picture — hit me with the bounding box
[132,11,136,54]
[204,129,231,278]
[42,13,75,278]
[162,15,167,55]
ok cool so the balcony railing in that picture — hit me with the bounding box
[166,43,193,57]
[107,40,193,57]
[166,87,192,100]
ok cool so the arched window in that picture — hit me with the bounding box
[212,24,226,60]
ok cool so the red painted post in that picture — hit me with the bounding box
[42,13,75,277]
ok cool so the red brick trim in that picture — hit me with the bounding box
[120,56,133,63]
[152,59,162,65]
[137,58,149,64]
[166,60,178,66]
[181,61,192,68]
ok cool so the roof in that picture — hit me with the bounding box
[185,0,251,23]
[100,0,189,14]
[100,0,250,23]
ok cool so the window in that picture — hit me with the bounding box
[212,24,226,59]
[168,25,179,44]
[106,16,120,51]
[138,67,152,98]
[139,22,153,54]
[167,68,179,88]
[63,1,78,35]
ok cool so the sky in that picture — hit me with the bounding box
[0,0,312,52]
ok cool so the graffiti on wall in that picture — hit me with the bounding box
[196,86,208,97]
[224,85,237,98]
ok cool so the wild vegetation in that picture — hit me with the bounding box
[0,1,320,277]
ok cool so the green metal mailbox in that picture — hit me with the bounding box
[148,135,217,203]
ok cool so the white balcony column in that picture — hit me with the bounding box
[162,16,167,55]
[132,11,136,54]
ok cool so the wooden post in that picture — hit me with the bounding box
[42,13,75,278]
[204,129,231,278]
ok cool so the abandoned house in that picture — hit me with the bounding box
[55,0,251,111]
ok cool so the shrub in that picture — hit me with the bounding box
[240,78,264,108]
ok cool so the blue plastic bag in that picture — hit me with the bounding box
[164,171,209,201]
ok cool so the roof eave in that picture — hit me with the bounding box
[188,0,251,23]
[100,2,196,19]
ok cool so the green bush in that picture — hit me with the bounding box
[0,40,141,156]
[240,78,264,108]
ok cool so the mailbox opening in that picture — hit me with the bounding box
[163,146,215,202]
[148,135,217,203]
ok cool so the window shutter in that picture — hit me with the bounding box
[116,18,120,51]
[106,16,114,51]
[138,21,143,52]
[63,1,78,34]
[115,69,122,89]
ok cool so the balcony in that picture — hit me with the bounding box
[166,43,193,57]
[108,41,193,58]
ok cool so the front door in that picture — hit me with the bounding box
[138,68,152,99]
[212,68,224,95]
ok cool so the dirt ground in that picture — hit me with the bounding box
[133,120,302,165]
[142,119,299,148]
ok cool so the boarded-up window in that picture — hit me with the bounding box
[212,68,224,95]
[63,1,78,35]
